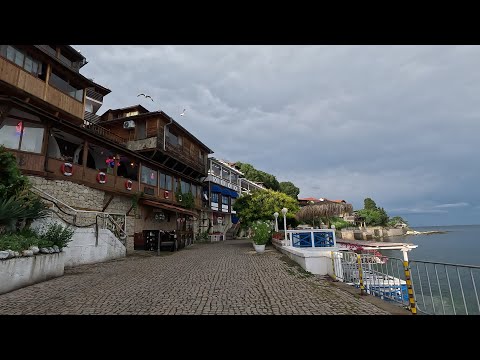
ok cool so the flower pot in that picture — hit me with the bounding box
[253,243,266,253]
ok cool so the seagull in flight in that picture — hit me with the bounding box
[180,108,186,116]
[137,93,154,101]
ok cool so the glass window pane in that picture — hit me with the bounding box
[6,46,15,62]
[0,118,21,150]
[141,165,157,186]
[165,175,172,190]
[222,168,230,181]
[212,163,221,176]
[159,172,165,188]
[181,180,189,193]
[32,61,38,75]
[14,50,24,66]
[24,56,33,73]
[20,123,44,153]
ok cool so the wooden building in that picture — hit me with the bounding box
[0,44,213,252]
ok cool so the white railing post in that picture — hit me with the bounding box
[311,230,315,248]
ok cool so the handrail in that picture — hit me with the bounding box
[32,186,124,216]
[32,186,128,244]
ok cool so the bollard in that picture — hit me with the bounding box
[403,260,417,315]
[357,254,365,295]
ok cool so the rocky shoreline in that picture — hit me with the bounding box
[405,230,448,236]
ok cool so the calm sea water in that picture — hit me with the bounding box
[381,224,480,266]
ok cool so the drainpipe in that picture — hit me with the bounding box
[163,114,173,151]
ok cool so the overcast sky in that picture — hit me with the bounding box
[75,45,480,227]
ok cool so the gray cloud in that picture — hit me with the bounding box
[434,202,470,208]
[75,45,480,226]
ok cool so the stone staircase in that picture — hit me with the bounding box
[225,223,240,241]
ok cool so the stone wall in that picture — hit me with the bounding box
[0,253,65,295]
[63,228,126,268]
[28,176,134,251]
[28,176,104,211]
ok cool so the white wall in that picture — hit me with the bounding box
[64,228,126,268]
[0,253,65,295]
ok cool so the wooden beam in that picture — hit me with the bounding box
[25,97,30,103]
[102,194,114,212]
[126,204,134,216]
[43,64,51,100]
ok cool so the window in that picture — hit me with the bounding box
[117,155,138,181]
[0,45,43,77]
[167,128,182,146]
[231,173,238,184]
[222,196,229,206]
[199,151,204,163]
[49,71,84,101]
[141,165,157,186]
[84,103,94,113]
[47,128,83,162]
[181,180,190,193]
[212,163,221,176]
[159,172,173,190]
[231,198,236,208]
[0,118,44,154]
[191,184,197,197]
[211,192,219,203]
[165,174,172,191]
[125,111,138,117]
[222,168,230,181]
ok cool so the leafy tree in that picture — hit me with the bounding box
[356,207,389,226]
[364,197,377,210]
[279,181,300,199]
[235,162,280,191]
[233,188,299,225]
[388,216,409,227]
[0,146,47,232]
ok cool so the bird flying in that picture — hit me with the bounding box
[180,109,186,116]
[137,93,154,101]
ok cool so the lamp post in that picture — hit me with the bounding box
[281,207,288,244]
[273,212,279,232]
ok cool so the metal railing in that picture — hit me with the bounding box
[332,251,411,308]
[409,260,480,315]
[331,250,480,315]
[286,229,336,248]
[32,186,128,245]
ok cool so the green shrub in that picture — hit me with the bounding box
[331,217,351,230]
[251,220,272,245]
[39,223,74,249]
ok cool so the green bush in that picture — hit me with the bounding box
[39,223,74,249]
[251,220,272,245]
[331,217,351,230]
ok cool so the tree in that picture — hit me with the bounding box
[233,189,299,225]
[364,197,377,210]
[235,162,280,191]
[388,216,409,227]
[279,181,300,199]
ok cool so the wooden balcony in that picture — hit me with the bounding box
[46,84,84,119]
[157,127,206,175]
[0,56,84,120]
[0,56,45,99]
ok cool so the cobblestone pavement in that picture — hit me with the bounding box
[0,240,391,315]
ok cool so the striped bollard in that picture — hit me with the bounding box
[401,248,417,315]
[357,254,365,295]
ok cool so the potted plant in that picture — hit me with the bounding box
[251,220,271,253]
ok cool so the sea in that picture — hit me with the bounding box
[381,224,480,266]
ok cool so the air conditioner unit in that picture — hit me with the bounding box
[123,120,135,129]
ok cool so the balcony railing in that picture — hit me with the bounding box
[34,45,86,72]
[83,120,127,145]
[158,127,206,174]
[86,88,103,102]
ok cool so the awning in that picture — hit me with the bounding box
[141,200,198,217]
[211,184,238,198]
